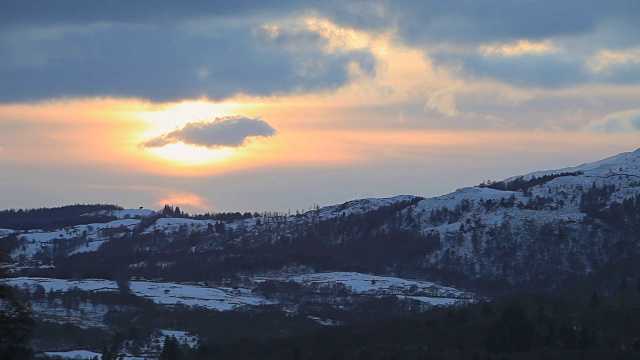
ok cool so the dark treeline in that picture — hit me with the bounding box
[26,283,640,360]
[479,172,582,193]
[579,183,620,218]
[24,280,640,360]
[0,204,121,231]
[188,286,640,360]
[160,204,255,221]
[0,248,33,359]
[162,205,310,223]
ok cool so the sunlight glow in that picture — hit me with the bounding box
[156,192,209,210]
[145,143,236,166]
[134,100,264,168]
[137,100,251,135]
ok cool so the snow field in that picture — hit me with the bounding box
[288,272,472,298]
[5,277,272,311]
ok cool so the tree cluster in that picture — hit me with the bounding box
[479,172,582,194]
[0,204,121,231]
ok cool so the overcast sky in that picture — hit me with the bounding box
[1,1,640,213]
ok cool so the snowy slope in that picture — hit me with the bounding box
[10,219,140,261]
[141,217,213,235]
[6,277,273,311]
[507,148,640,181]
[377,148,640,286]
[6,271,474,314]
[6,149,640,290]
[0,228,15,236]
[401,148,640,239]
[44,350,104,359]
[286,272,472,298]
[127,281,272,310]
[316,195,419,220]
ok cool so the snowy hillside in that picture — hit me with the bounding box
[6,272,471,313]
[6,277,273,311]
[10,218,141,262]
[385,148,640,287]
[508,148,640,181]
[5,148,640,293]
[4,149,640,359]
[316,195,420,220]
[288,272,471,298]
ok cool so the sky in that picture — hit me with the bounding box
[1,0,640,214]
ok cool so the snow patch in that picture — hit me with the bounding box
[141,218,213,235]
[281,272,472,298]
[43,350,102,359]
[5,277,273,311]
[0,228,15,237]
[11,219,140,260]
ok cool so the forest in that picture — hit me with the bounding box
[18,282,640,360]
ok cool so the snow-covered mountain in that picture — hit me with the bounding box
[6,148,640,359]
[401,148,640,288]
[5,148,640,291]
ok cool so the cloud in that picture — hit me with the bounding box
[1,1,638,103]
[390,0,639,45]
[479,40,559,57]
[141,116,276,149]
[7,1,636,45]
[0,13,377,103]
[588,48,640,72]
[156,192,209,210]
[385,0,640,89]
[456,52,585,89]
[587,109,640,133]
[585,47,640,84]
[0,1,311,28]
[428,40,640,89]
[424,89,458,117]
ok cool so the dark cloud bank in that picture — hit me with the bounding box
[141,116,276,149]
[1,0,638,103]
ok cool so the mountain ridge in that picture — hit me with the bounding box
[5,148,640,358]
[3,148,640,293]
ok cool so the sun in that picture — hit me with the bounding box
[139,100,248,130]
[145,143,236,166]
[134,100,254,167]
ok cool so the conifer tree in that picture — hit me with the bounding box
[160,336,182,360]
[0,247,34,359]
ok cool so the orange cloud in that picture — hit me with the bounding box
[156,192,209,210]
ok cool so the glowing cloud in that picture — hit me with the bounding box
[480,40,559,57]
[587,47,640,73]
[156,192,209,210]
[141,116,276,149]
